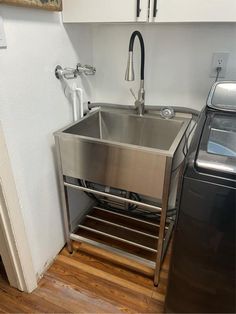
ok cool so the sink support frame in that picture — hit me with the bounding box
[154,157,172,285]
[55,133,176,285]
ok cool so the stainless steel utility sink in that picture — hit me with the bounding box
[64,110,184,152]
[55,108,191,201]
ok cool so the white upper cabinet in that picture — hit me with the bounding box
[63,0,236,23]
[149,0,236,22]
[62,0,149,23]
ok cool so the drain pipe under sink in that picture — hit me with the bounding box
[72,83,84,122]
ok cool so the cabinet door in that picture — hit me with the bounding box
[63,0,149,23]
[149,0,236,22]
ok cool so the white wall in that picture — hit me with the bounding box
[0,5,94,278]
[92,23,236,110]
[1,6,236,282]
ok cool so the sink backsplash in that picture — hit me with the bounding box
[92,23,236,110]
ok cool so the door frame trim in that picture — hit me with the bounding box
[0,122,37,292]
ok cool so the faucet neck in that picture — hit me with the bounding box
[128,31,145,81]
[125,31,145,116]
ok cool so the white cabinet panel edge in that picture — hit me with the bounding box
[154,0,236,23]
[63,0,149,23]
[63,0,236,23]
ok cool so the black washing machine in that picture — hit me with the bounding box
[165,81,236,313]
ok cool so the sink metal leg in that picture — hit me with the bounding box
[63,186,73,254]
[154,157,172,286]
[55,135,73,254]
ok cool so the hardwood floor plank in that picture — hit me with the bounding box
[0,291,32,313]
[62,245,168,297]
[61,246,155,289]
[57,255,156,298]
[0,238,171,313]
[146,291,167,314]
[36,277,125,314]
[48,261,159,313]
[57,254,166,303]
[0,276,68,313]
[81,217,158,249]
[72,241,155,277]
[77,229,156,261]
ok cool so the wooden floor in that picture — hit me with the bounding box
[0,241,171,313]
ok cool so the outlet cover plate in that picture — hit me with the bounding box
[210,52,229,78]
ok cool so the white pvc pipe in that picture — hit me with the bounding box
[75,87,84,119]
[72,87,78,122]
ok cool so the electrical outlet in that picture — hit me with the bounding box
[210,52,229,78]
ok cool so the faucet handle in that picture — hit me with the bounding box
[129,88,137,101]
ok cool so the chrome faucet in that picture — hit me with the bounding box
[125,31,145,116]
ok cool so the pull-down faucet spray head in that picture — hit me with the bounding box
[125,51,135,81]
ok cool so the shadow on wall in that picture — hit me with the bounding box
[91,23,236,109]
[0,256,8,283]
[0,3,60,23]
[63,23,95,101]
[1,4,95,103]
[51,141,94,237]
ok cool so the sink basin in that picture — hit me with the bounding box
[64,110,184,152]
[55,108,190,200]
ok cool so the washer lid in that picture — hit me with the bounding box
[196,112,236,176]
[207,81,236,112]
